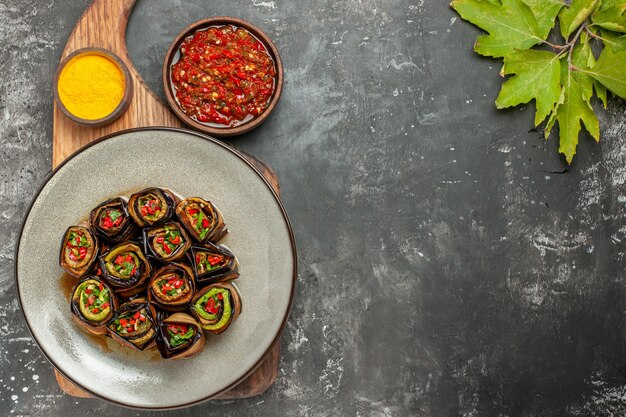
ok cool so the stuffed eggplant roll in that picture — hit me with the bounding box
[99,242,152,297]
[107,298,157,351]
[89,197,135,242]
[148,263,195,311]
[156,313,205,359]
[190,242,239,287]
[70,277,116,335]
[60,225,99,278]
[144,222,191,262]
[190,282,241,335]
[127,188,177,227]
[175,197,227,243]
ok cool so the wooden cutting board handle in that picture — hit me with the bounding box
[52,0,282,400]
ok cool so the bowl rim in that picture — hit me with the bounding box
[53,47,134,127]
[162,17,284,137]
[14,127,298,410]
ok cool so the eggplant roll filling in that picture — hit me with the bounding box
[156,313,205,359]
[149,264,194,309]
[176,198,227,243]
[99,243,151,289]
[108,302,156,350]
[191,242,239,285]
[71,278,113,325]
[89,197,134,242]
[60,226,98,277]
[192,286,238,333]
[145,222,190,262]
[128,188,176,227]
[166,323,195,346]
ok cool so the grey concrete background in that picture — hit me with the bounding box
[1,0,626,416]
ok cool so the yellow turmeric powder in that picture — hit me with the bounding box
[57,53,125,120]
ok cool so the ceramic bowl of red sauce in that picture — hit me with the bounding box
[163,17,284,137]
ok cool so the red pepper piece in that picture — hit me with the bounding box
[217,293,223,300]
[202,218,210,229]
[114,255,124,265]
[208,255,223,266]
[101,302,110,309]
[204,297,219,314]
[133,312,141,320]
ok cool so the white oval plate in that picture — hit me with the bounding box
[15,128,296,409]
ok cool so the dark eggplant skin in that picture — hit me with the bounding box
[70,276,118,335]
[98,242,152,298]
[106,298,157,351]
[127,188,178,227]
[189,242,239,288]
[175,197,227,243]
[143,221,191,262]
[89,197,136,243]
[59,225,100,278]
[147,263,196,312]
[155,313,205,359]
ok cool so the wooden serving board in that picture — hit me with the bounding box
[52,0,281,401]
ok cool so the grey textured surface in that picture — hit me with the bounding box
[16,130,295,408]
[1,0,626,416]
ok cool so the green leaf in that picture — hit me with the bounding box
[545,44,600,164]
[451,0,543,57]
[495,49,562,125]
[610,34,626,51]
[522,0,565,38]
[559,0,599,38]
[592,0,626,32]
[599,29,626,51]
[573,32,597,99]
[579,30,610,107]
[581,45,626,98]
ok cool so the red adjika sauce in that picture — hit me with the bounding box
[171,25,276,126]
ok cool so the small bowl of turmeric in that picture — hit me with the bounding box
[54,48,133,126]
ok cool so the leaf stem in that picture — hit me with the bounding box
[543,40,565,50]
[567,23,587,68]
[585,26,616,47]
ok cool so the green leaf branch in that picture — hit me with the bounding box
[451,0,626,164]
